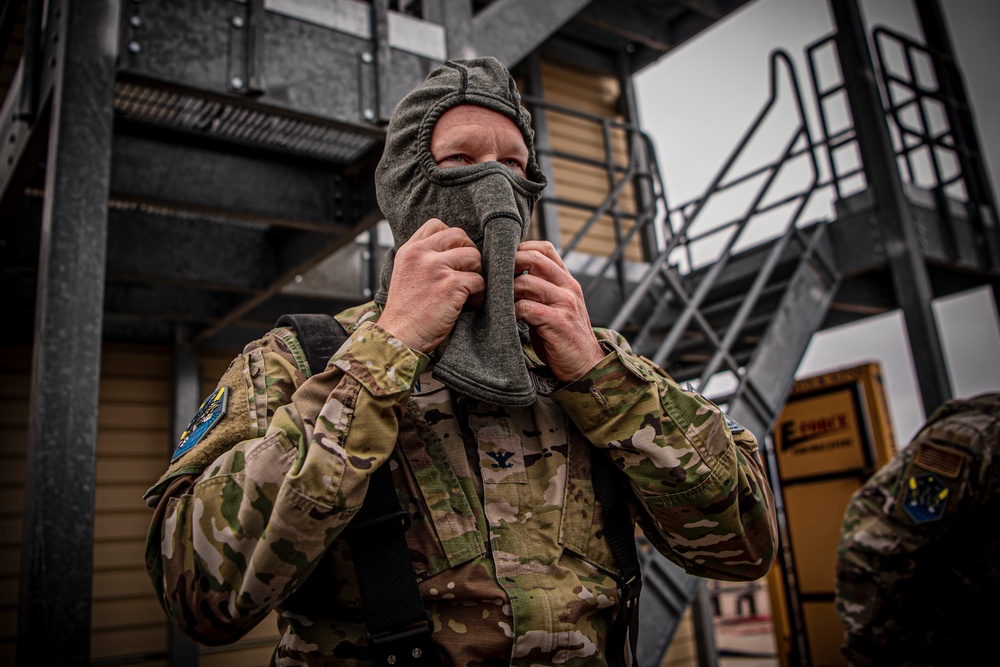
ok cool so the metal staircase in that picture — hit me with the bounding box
[542,23,999,445]
[535,49,844,443]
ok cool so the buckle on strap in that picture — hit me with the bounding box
[367,612,440,666]
[620,573,642,610]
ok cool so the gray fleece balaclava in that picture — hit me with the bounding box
[374,57,547,406]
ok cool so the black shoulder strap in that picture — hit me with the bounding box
[275,313,348,376]
[592,450,642,667]
[275,314,442,667]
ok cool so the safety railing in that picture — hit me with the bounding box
[527,50,836,405]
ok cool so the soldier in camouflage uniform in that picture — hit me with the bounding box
[835,392,1000,666]
[145,57,778,666]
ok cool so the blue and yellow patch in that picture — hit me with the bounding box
[902,472,949,523]
[173,386,229,462]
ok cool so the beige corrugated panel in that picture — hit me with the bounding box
[540,58,644,262]
[0,343,286,665]
[91,344,174,663]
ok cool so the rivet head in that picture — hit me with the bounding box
[412,648,422,659]
[361,51,373,63]
[231,76,245,90]
[127,41,141,54]
[232,16,245,28]
[387,656,397,665]
[363,108,375,121]
[129,15,141,28]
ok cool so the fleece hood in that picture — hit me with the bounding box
[374,57,547,406]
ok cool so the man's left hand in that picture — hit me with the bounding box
[514,241,605,382]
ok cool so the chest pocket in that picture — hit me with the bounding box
[395,375,486,579]
[559,426,623,576]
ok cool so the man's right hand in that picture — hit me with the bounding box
[378,218,484,354]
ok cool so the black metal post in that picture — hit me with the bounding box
[16,0,119,664]
[913,0,1000,273]
[616,51,659,261]
[170,329,202,667]
[829,0,952,415]
[520,53,562,248]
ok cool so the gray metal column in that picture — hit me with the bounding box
[521,53,562,248]
[16,0,119,664]
[913,0,1000,273]
[830,0,952,415]
[170,331,202,666]
[616,52,659,259]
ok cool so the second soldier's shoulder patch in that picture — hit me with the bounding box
[900,472,949,523]
[173,386,229,462]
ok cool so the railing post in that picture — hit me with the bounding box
[913,0,1000,273]
[169,327,202,666]
[830,0,952,416]
[521,53,563,249]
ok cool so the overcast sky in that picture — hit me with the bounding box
[633,0,1000,445]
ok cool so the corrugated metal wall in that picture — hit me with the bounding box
[92,345,174,662]
[0,343,289,665]
[540,58,644,262]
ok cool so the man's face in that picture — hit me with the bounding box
[430,104,529,178]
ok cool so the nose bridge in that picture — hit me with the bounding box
[470,171,523,232]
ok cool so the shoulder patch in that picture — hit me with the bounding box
[913,442,965,479]
[724,413,746,435]
[173,386,229,462]
[901,472,949,523]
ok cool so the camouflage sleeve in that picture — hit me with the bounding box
[834,413,988,666]
[148,320,427,644]
[551,328,777,582]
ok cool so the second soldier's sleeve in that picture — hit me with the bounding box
[834,420,981,666]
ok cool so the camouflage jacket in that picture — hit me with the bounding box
[145,301,777,666]
[835,393,1000,667]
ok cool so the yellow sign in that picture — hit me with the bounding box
[772,386,870,480]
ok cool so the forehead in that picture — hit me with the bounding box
[431,104,527,150]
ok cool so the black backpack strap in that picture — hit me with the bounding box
[592,449,642,667]
[275,314,442,667]
[275,313,347,377]
[345,465,439,666]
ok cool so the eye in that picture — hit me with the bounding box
[435,154,470,169]
[500,157,525,174]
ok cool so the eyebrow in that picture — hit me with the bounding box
[432,129,528,161]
